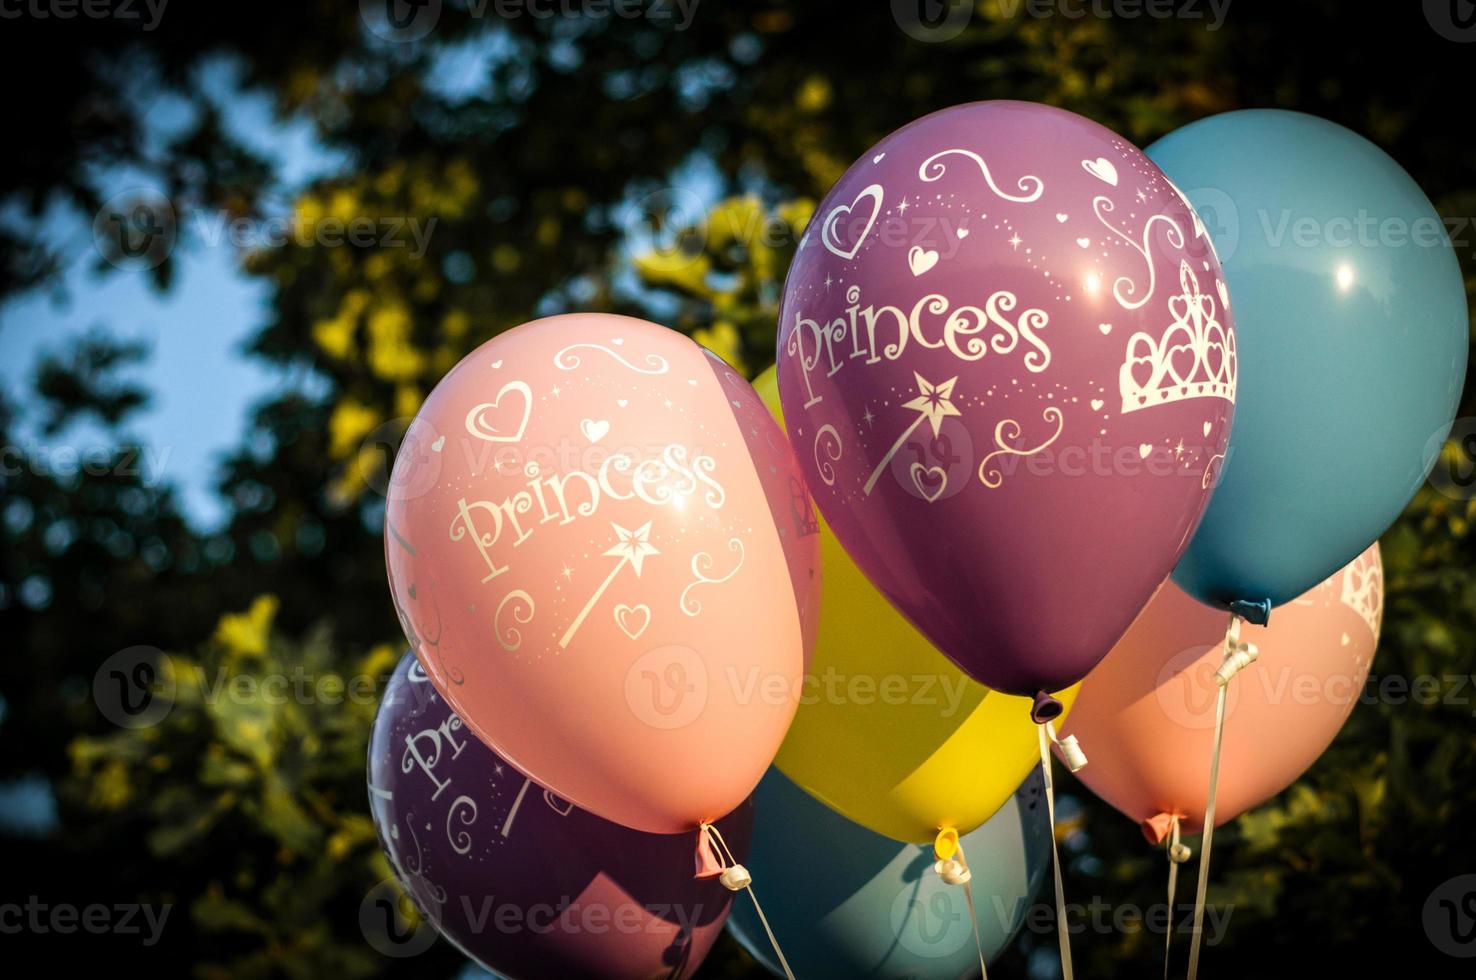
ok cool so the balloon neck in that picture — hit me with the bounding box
[1141,812,1179,845]
[693,824,725,879]
[1228,597,1272,626]
[1030,690,1064,724]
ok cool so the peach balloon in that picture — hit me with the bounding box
[384,314,821,835]
[1061,544,1382,838]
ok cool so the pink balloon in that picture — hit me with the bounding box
[1061,544,1382,837]
[776,101,1235,709]
[385,313,821,834]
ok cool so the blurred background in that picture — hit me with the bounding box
[3,1,1475,976]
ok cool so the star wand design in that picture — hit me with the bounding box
[559,521,659,649]
[863,373,962,495]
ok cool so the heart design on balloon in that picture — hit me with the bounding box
[907,246,940,277]
[465,380,533,443]
[908,462,948,503]
[614,603,652,641]
[1082,157,1119,186]
[1127,350,1157,392]
[821,183,884,260]
[1167,343,1197,386]
[774,101,1238,704]
[1203,340,1224,380]
[580,418,610,443]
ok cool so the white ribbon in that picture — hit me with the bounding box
[1164,816,1191,979]
[705,823,795,980]
[1186,614,1257,980]
[1038,723,1076,980]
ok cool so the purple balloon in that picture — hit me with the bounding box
[776,101,1236,706]
[368,653,752,979]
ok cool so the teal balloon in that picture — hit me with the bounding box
[726,768,1049,979]
[1148,110,1468,608]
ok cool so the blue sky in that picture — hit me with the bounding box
[0,57,343,528]
[0,42,723,529]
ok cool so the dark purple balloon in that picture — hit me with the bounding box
[368,653,752,979]
[776,101,1235,703]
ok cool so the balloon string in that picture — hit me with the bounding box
[739,885,794,980]
[1186,680,1226,980]
[1164,816,1189,980]
[1187,613,1255,980]
[1037,723,1076,980]
[953,841,990,980]
[706,823,796,980]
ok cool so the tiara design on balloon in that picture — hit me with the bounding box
[1339,550,1383,639]
[788,475,819,538]
[1118,261,1237,413]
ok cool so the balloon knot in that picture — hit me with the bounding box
[1228,597,1271,625]
[934,858,972,886]
[1031,690,1064,724]
[694,823,726,880]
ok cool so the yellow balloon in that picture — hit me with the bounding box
[756,367,1077,844]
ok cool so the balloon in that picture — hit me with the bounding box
[368,652,753,979]
[385,313,821,834]
[727,767,1050,979]
[753,365,1076,843]
[1061,544,1382,836]
[1148,110,1468,609]
[776,101,1235,706]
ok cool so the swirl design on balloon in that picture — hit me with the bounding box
[493,590,535,652]
[918,148,1045,203]
[445,795,478,855]
[978,407,1066,489]
[813,424,843,486]
[1093,196,1185,310]
[399,815,450,905]
[679,538,746,616]
[553,342,670,375]
[1201,452,1226,490]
